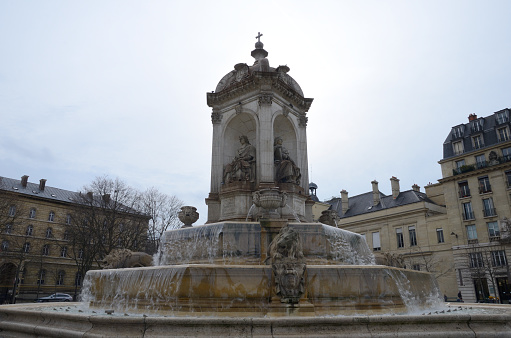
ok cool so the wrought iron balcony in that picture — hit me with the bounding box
[476,161,487,169]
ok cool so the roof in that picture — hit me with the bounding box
[326,189,437,219]
[0,176,79,204]
[443,108,511,159]
[0,176,149,217]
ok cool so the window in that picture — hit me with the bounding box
[491,250,507,267]
[75,272,83,286]
[453,126,464,138]
[478,176,491,194]
[23,242,30,253]
[497,127,510,142]
[503,147,511,162]
[488,222,500,238]
[475,154,486,169]
[372,232,381,251]
[29,208,36,219]
[469,252,484,268]
[458,181,470,198]
[1,240,9,251]
[45,227,53,238]
[5,224,13,234]
[453,141,464,155]
[78,248,84,259]
[60,246,67,257]
[57,271,65,285]
[412,264,421,271]
[42,244,50,256]
[26,225,33,236]
[456,159,466,168]
[436,228,445,243]
[37,270,46,285]
[8,205,16,217]
[473,135,484,149]
[496,111,509,124]
[466,225,478,240]
[48,211,55,222]
[409,226,417,246]
[63,231,69,241]
[506,171,511,188]
[66,214,72,225]
[396,228,404,248]
[472,120,483,133]
[462,202,474,220]
[482,198,496,217]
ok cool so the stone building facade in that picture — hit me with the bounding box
[326,179,457,298]
[0,175,149,303]
[435,108,511,303]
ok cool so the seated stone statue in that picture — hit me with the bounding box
[223,135,256,183]
[274,136,301,184]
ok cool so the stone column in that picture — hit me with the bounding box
[258,93,274,184]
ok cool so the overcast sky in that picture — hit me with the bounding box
[1,1,510,223]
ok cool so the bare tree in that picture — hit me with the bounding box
[142,187,183,254]
[406,246,454,280]
[64,176,150,290]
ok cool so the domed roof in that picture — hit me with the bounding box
[215,35,304,96]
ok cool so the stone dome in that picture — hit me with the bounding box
[214,38,304,96]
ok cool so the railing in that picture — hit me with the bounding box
[453,164,475,176]
[458,188,471,198]
[463,212,475,220]
[483,208,497,217]
[468,239,479,245]
[479,184,492,194]
[476,161,487,169]
[490,236,501,242]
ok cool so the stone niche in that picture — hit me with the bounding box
[205,40,314,223]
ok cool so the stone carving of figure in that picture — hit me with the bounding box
[266,226,306,304]
[489,151,499,165]
[274,136,301,184]
[223,136,256,183]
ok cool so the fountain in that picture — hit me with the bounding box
[1,35,511,337]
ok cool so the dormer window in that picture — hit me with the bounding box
[497,126,510,142]
[472,135,484,149]
[453,141,464,155]
[452,126,464,139]
[471,119,483,133]
[496,110,509,125]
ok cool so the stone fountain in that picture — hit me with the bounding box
[1,35,511,337]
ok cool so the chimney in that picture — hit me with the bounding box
[86,192,93,200]
[468,113,478,122]
[39,179,47,191]
[340,189,349,214]
[390,176,400,199]
[412,184,420,192]
[102,194,111,204]
[21,175,29,188]
[371,180,380,206]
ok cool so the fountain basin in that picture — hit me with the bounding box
[1,303,511,337]
[82,264,439,316]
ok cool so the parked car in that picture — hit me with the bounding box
[35,293,73,302]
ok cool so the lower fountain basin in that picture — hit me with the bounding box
[1,303,511,337]
[82,264,439,316]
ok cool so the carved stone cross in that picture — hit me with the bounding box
[256,32,263,42]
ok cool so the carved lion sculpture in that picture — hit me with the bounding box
[102,249,153,269]
[267,226,306,304]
